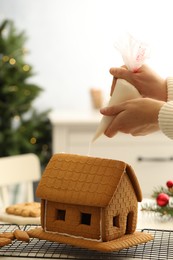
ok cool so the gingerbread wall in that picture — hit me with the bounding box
[102,174,138,241]
[44,201,102,240]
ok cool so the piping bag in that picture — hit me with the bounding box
[92,34,150,142]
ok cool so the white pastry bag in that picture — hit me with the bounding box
[92,79,141,142]
[92,34,150,142]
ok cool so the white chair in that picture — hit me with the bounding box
[0,153,41,208]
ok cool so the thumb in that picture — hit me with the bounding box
[109,67,134,83]
[100,105,124,116]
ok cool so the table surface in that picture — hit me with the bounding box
[137,199,172,230]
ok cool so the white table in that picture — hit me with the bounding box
[137,200,173,230]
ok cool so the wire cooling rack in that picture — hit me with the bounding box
[0,224,172,259]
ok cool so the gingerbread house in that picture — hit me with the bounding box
[36,153,144,239]
[28,153,153,251]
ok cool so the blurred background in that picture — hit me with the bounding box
[1,0,173,205]
[1,0,173,113]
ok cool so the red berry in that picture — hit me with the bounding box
[166,180,173,188]
[156,193,169,207]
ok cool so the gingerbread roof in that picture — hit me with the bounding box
[36,153,142,207]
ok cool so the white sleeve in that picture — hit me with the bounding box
[158,77,173,139]
[167,77,173,101]
[158,101,173,140]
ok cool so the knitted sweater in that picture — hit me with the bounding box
[158,77,173,139]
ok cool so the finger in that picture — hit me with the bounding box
[104,117,119,137]
[100,104,124,116]
[109,67,127,76]
[104,129,118,138]
[109,67,134,84]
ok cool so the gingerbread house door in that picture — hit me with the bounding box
[125,211,136,234]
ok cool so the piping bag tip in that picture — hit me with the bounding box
[91,132,102,143]
[92,115,114,143]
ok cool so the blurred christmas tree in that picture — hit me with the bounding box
[0,19,52,168]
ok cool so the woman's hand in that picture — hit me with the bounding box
[110,65,167,101]
[100,98,165,137]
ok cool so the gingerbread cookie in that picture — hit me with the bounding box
[6,202,40,218]
[14,229,30,243]
[0,237,12,247]
[0,232,15,240]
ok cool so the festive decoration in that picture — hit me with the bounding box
[166,180,173,192]
[156,193,169,207]
[166,180,173,188]
[141,180,173,217]
[0,19,52,168]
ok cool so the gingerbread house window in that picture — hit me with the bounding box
[57,209,66,221]
[113,215,120,227]
[81,213,91,225]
